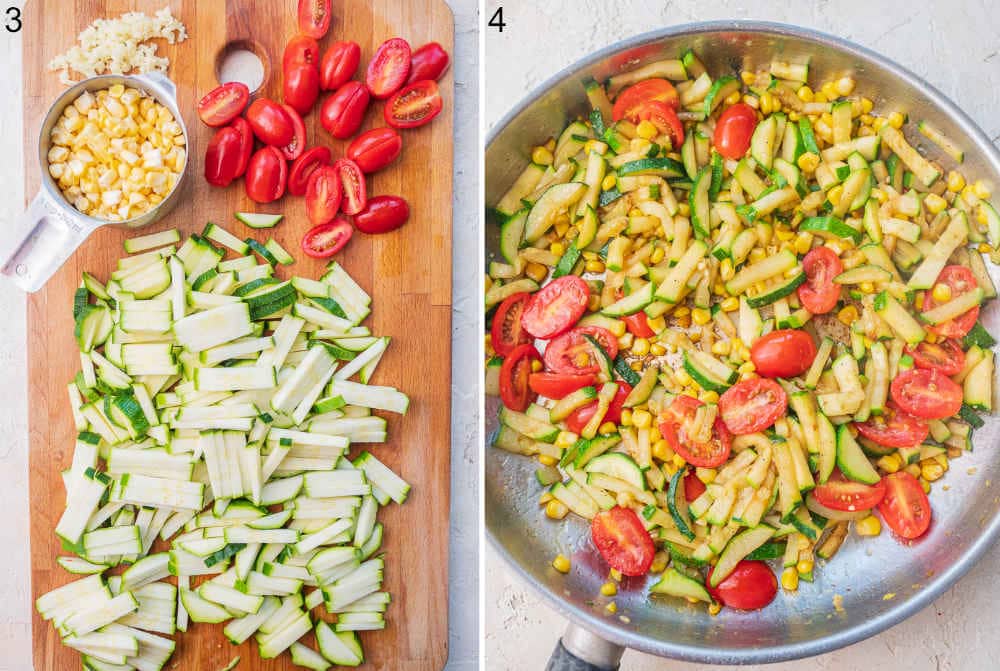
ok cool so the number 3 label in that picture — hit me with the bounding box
[6,6,21,33]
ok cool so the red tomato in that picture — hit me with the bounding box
[297,0,331,39]
[304,166,341,227]
[197,82,249,127]
[543,326,619,375]
[204,126,242,187]
[853,402,929,448]
[906,338,965,376]
[407,42,450,83]
[564,382,631,434]
[333,158,366,216]
[707,561,777,611]
[528,372,598,399]
[890,368,963,420]
[684,471,707,502]
[244,146,287,203]
[812,471,887,511]
[611,79,679,121]
[750,329,817,378]
[246,98,294,147]
[288,146,331,196]
[346,127,402,173]
[623,312,656,338]
[320,41,361,91]
[590,507,655,577]
[230,117,254,178]
[921,265,980,338]
[718,378,787,435]
[283,63,320,116]
[279,104,306,161]
[499,344,541,412]
[659,395,733,468]
[798,246,843,314]
[634,100,684,147]
[301,218,353,259]
[385,80,443,129]
[366,37,412,99]
[491,293,532,357]
[354,195,409,234]
[878,471,932,539]
[713,103,757,160]
[320,82,370,140]
[520,276,590,340]
[283,34,320,69]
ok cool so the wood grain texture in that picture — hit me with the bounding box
[23,1,453,669]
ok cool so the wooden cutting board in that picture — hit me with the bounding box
[23,1,453,669]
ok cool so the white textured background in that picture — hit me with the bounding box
[0,0,479,669]
[485,2,1000,670]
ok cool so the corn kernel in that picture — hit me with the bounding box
[796,85,814,103]
[741,71,757,86]
[636,120,658,140]
[759,92,773,115]
[743,94,760,109]
[924,331,939,344]
[856,515,882,536]
[797,152,820,173]
[600,581,618,597]
[675,315,691,328]
[588,294,601,312]
[781,567,799,591]
[632,409,652,429]
[796,559,814,575]
[692,308,711,326]
[838,305,859,325]
[555,431,577,448]
[606,601,618,614]
[947,171,966,192]
[699,390,719,404]
[647,316,666,332]
[602,174,617,191]
[720,296,739,312]
[585,259,606,274]
[650,247,666,265]
[545,500,569,519]
[920,477,931,494]
[820,81,838,100]
[650,343,667,356]
[738,361,756,374]
[553,554,572,573]
[921,461,945,482]
[599,422,617,435]
[530,359,543,373]
[650,551,669,573]
[619,408,634,427]
[973,179,992,200]
[652,439,672,462]
[531,145,554,166]
[674,367,692,386]
[835,77,856,96]
[725,90,741,106]
[980,242,993,254]
[711,340,731,356]
[525,262,548,282]
[672,453,687,469]
[827,184,844,206]
[904,463,921,478]
[618,333,634,350]
[630,338,650,357]
[931,283,952,303]
[775,226,795,241]
[872,117,887,132]
[861,97,874,114]
[708,602,722,616]
[888,111,905,129]
[924,192,947,214]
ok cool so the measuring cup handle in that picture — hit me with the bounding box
[133,71,178,103]
[545,623,624,671]
[0,191,94,292]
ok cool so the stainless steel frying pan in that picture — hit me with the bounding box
[485,21,1000,669]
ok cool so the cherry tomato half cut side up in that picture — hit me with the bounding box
[246,98,294,147]
[320,82,370,140]
[283,62,320,116]
[288,146,331,196]
[297,0,331,39]
[713,103,757,160]
[230,117,254,179]
[304,165,341,227]
[283,34,320,69]
[879,471,932,539]
[490,293,532,357]
[718,378,787,435]
[385,80,443,129]
[320,41,361,91]
[591,507,655,577]
[707,561,777,611]
[921,265,980,338]
[623,312,656,338]
[244,146,287,203]
[890,368,963,420]
[543,326,619,375]
[279,104,307,161]
[204,126,242,187]
[611,79,679,121]
[528,372,597,400]
[366,37,412,99]
[564,382,631,435]
[407,42,450,83]
[499,344,541,412]
[853,402,929,448]
[750,329,817,379]
[659,395,733,468]
[333,158,367,216]
[353,195,409,234]
[798,245,843,314]
[347,127,403,174]
[519,275,590,340]
[684,471,707,503]
[812,471,886,512]
[633,100,684,147]
[906,338,965,376]
[197,82,250,127]
[301,218,353,259]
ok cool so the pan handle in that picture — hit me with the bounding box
[545,623,625,671]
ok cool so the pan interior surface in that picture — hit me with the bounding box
[485,21,1000,664]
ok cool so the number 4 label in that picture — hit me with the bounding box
[488,6,506,32]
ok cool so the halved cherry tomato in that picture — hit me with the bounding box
[354,195,409,234]
[283,63,320,116]
[798,246,843,314]
[197,82,249,127]
[633,100,684,147]
[407,42,450,83]
[366,37,412,99]
[301,217,353,259]
[659,395,733,468]
[890,368,963,420]
[921,265,980,338]
[297,0,331,39]
[713,103,757,160]
[244,146,287,203]
[906,338,965,376]
[288,146,331,196]
[853,402,929,448]
[385,80,443,129]
[347,127,402,173]
[718,378,787,435]
[279,104,306,161]
[320,40,361,91]
[304,166,341,227]
[333,158,366,215]
[879,471,932,539]
[564,382,632,434]
[230,117,254,178]
[490,293,531,357]
[543,326,619,375]
[246,98,294,147]
[204,126,242,187]
[283,34,320,70]
[520,276,590,340]
[684,470,707,502]
[611,79,679,121]
[499,344,541,412]
[812,471,887,511]
[750,329,817,379]
[528,372,597,399]
[591,506,655,577]
[320,82,370,140]
[707,561,777,611]
[623,312,655,338]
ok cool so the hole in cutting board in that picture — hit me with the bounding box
[216,41,268,93]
